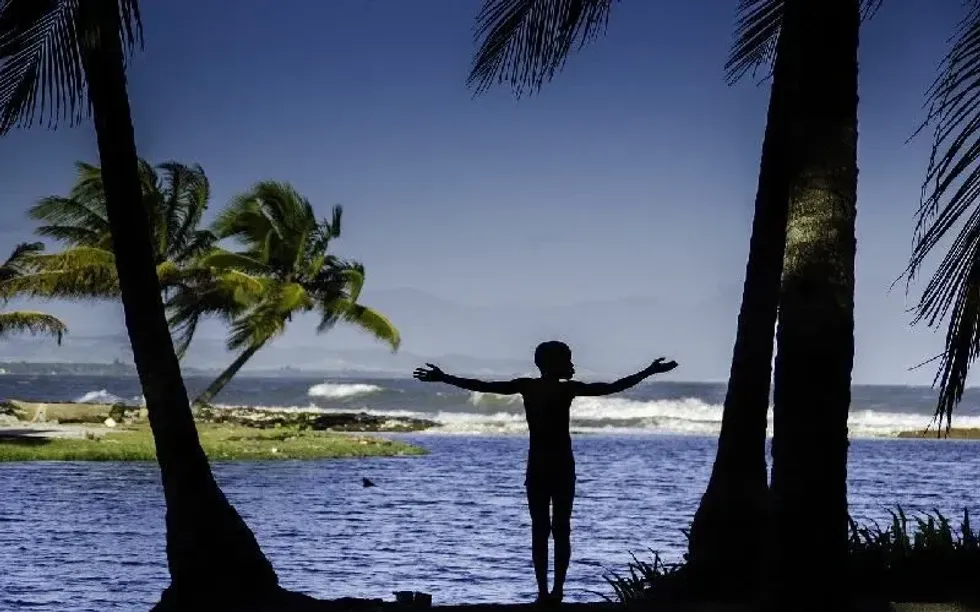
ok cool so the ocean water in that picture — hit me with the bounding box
[1,374,980,610]
[7,373,980,437]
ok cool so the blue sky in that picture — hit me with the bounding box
[0,0,970,384]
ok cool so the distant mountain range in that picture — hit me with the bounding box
[0,284,947,384]
[0,287,740,379]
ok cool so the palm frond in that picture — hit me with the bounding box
[904,3,980,429]
[0,241,44,281]
[172,229,217,264]
[725,0,882,85]
[311,259,365,304]
[34,224,104,246]
[317,300,400,352]
[29,195,109,240]
[0,309,66,343]
[197,248,270,276]
[322,204,342,240]
[0,246,119,299]
[226,304,289,352]
[308,205,344,262]
[467,0,616,98]
[157,160,210,260]
[0,0,143,135]
[164,268,267,355]
[216,181,318,275]
[213,189,276,248]
[725,0,783,84]
[269,281,312,315]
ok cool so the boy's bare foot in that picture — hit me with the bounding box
[535,593,557,606]
[549,589,564,604]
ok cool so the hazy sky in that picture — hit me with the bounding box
[0,0,970,384]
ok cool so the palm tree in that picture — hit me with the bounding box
[762,0,859,606]
[186,181,400,406]
[28,159,216,266]
[0,243,68,343]
[3,158,260,361]
[904,5,980,434]
[0,1,278,607]
[13,158,221,352]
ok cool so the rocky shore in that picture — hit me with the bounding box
[0,399,441,433]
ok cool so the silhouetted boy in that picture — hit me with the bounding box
[414,341,678,603]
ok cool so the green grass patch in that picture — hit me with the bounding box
[0,423,427,462]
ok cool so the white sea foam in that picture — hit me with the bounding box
[75,389,124,404]
[307,382,383,399]
[73,381,971,439]
[339,392,971,438]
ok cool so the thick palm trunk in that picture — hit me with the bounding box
[684,15,799,600]
[194,343,264,407]
[768,0,859,607]
[79,1,278,607]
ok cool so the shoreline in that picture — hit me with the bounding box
[4,398,980,443]
[0,399,431,461]
[895,428,980,440]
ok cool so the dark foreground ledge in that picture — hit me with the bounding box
[153,591,980,612]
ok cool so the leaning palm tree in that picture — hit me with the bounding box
[0,1,278,608]
[0,242,68,344]
[184,182,400,406]
[905,4,980,435]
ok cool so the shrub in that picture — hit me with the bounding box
[108,402,128,422]
[848,508,980,601]
[605,507,980,603]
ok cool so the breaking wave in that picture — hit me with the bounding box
[317,392,975,438]
[74,390,124,404]
[66,383,973,439]
[307,382,383,399]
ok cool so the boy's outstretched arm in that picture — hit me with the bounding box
[413,363,526,395]
[570,358,678,397]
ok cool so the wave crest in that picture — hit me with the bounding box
[307,382,383,399]
[75,389,123,404]
[326,394,973,438]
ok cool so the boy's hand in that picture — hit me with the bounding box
[413,363,446,383]
[646,357,678,375]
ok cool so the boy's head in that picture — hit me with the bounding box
[534,341,575,379]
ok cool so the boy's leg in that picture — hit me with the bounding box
[550,475,575,602]
[525,477,551,600]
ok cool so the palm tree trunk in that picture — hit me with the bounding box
[78,1,278,607]
[684,13,800,599]
[194,343,265,407]
[768,0,859,607]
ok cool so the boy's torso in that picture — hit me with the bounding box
[519,378,575,472]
